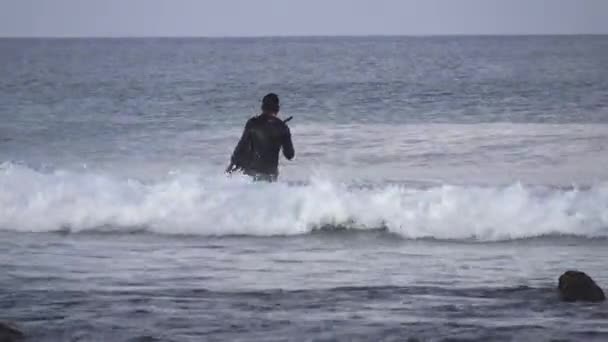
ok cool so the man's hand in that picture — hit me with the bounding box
[225,163,237,174]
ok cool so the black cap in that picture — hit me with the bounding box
[262,93,280,112]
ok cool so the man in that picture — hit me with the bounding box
[226,93,295,182]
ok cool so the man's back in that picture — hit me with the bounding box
[230,114,294,179]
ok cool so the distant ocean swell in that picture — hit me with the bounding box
[0,163,607,241]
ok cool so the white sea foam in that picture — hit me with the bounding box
[0,163,607,241]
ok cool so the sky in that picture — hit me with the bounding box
[0,0,607,37]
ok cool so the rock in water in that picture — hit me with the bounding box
[558,270,606,302]
[0,322,24,342]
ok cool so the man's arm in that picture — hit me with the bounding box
[282,126,295,160]
[227,119,253,172]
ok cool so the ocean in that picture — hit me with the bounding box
[1,36,607,341]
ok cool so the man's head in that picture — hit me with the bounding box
[261,93,280,115]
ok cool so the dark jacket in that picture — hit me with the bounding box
[230,114,294,178]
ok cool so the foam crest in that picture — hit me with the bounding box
[1,163,607,241]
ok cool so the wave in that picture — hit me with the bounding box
[0,163,607,241]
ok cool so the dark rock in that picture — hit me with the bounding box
[558,270,606,302]
[0,322,24,342]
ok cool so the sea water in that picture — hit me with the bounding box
[1,36,608,341]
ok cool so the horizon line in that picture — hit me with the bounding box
[1,33,607,39]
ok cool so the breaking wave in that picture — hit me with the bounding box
[1,163,607,241]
